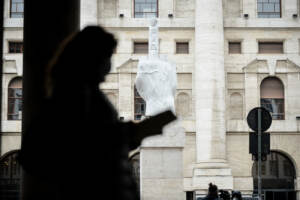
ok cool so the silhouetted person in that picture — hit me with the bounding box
[203,183,219,200]
[19,26,176,200]
[219,190,230,200]
[231,191,242,200]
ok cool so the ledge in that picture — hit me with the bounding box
[224,18,300,28]
[4,18,23,28]
[99,18,195,28]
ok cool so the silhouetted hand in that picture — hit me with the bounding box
[132,110,177,145]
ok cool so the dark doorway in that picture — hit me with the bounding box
[0,151,21,200]
[252,151,296,200]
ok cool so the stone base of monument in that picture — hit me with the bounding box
[140,119,185,200]
[192,161,233,196]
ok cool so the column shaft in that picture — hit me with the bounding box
[195,0,226,162]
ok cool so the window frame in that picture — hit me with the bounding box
[260,98,285,120]
[10,0,24,18]
[7,77,23,121]
[0,150,21,200]
[133,41,149,54]
[257,0,281,18]
[133,0,159,18]
[260,77,285,120]
[228,41,242,54]
[8,41,23,53]
[134,87,146,120]
[176,42,189,54]
[258,41,284,54]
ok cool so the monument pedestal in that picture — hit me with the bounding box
[140,120,185,200]
[192,161,233,195]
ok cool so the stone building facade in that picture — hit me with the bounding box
[1,0,300,200]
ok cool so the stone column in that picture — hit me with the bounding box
[193,0,233,193]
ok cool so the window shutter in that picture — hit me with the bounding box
[259,42,283,54]
[176,42,189,54]
[134,42,148,54]
[229,42,241,54]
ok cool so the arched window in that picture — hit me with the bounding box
[252,151,296,200]
[134,87,146,120]
[0,151,21,200]
[8,77,22,120]
[260,77,284,120]
[230,92,243,119]
[176,92,190,117]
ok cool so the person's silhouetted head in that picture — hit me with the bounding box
[207,183,218,199]
[46,26,117,96]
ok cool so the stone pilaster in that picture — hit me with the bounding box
[193,0,233,192]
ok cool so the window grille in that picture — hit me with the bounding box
[8,42,23,53]
[260,77,284,120]
[0,151,21,200]
[8,77,22,120]
[257,0,281,18]
[134,0,158,18]
[10,0,24,18]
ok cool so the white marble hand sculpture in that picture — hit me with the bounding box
[135,19,177,117]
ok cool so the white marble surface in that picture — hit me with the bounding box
[194,0,226,162]
[135,19,177,116]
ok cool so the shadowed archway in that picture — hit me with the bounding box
[0,150,21,200]
[252,151,296,200]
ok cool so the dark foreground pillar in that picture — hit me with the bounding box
[22,1,80,199]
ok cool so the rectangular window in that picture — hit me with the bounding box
[258,42,283,54]
[176,42,189,54]
[229,42,241,54]
[134,0,158,18]
[134,42,148,54]
[9,42,23,53]
[10,0,24,18]
[257,0,281,18]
